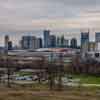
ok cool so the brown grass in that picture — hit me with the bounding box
[0,86,100,100]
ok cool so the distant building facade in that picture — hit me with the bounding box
[21,36,40,50]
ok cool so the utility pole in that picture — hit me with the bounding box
[5,35,11,87]
[7,54,10,88]
[57,53,63,90]
[48,52,55,90]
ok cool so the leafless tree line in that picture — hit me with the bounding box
[0,55,64,90]
[70,55,100,75]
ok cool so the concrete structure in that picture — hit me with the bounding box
[85,51,100,62]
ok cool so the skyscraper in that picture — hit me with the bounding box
[5,35,9,50]
[70,38,77,48]
[43,30,50,48]
[95,32,100,42]
[8,41,13,50]
[64,39,69,47]
[5,35,9,49]
[88,42,96,51]
[21,36,30,49]
[56,36,61,47]
[49,35,56,48]
[81,32,89,51]
[95,32,100,51]
[56,36,67,47]
[37,38,43,48]
[61,35,64,47]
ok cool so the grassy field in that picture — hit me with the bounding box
[16,72,32,76]
[0,86,100,100]
[16,71,100,84]
[71,74,100,84]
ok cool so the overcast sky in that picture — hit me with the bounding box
[0,0,100,46]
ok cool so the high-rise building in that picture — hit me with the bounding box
[37,38,42,48]
[95,32,100,42]
[21,36,30,49]
[5,35,9,50]
[43,30,50,48]
[61,35,65,47]
[70,38,77,48]
[21,36,39,50]
[49,35,56,48]
[8,41,13,50]
[95,32,100,51]
[88,42,96,51]
[64,39,69,47]
[81,32,89,51]
[56,35,65,47]
[56,36,61,47]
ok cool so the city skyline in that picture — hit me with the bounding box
[0,30,97,46]
[1,30,99,48]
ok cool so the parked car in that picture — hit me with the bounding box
[15,76,33,81]
[32,75,38,81]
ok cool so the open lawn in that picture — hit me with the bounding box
[16,71,100,84]
[16,72,32,76]
[71,74,100,84]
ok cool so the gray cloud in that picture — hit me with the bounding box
[0,0,99,31]
[0,0,99,45]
